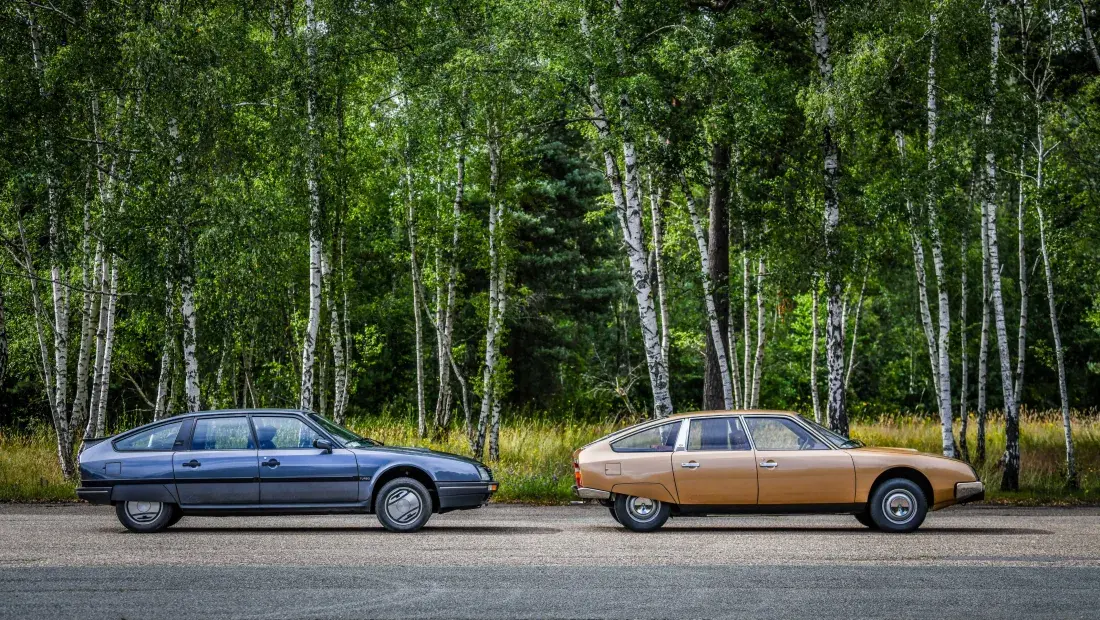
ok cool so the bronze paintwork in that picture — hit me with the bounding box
[573,410,980,513]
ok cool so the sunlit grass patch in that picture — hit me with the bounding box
[0,425,78,502]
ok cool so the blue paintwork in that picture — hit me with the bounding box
[77,409,496,514]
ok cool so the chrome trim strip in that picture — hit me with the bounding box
[573,486,611,500]
[955,481,984,500]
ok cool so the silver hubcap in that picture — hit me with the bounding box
[385,487,423,525]
[625,496,660,523]
[882,490,916,524]
[125,501,163,524]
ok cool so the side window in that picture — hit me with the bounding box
[252,416,323,450]
[687,417,752,451]
[191,417,255,451]
[610,421,681,453]
[745,417,828,451]
[115,422,184,451]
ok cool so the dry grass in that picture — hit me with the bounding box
[2,411,1097,504]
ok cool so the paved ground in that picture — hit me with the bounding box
[1,503,1099,618]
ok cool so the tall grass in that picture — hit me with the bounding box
[2,411,1097,504]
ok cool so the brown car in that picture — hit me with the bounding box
[572,410,984,533]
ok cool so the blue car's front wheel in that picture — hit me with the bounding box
[115,501,178,533]
[375,477,433,533]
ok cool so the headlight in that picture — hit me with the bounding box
[477,466,491,481]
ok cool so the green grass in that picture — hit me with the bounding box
[2,411,1098,504]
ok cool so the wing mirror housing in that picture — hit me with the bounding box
[313,438,334,454]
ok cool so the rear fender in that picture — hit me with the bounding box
[111,484,180,504]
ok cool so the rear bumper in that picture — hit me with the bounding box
[76,487,112,505]
[573,486,611,500]
[955,481,985,504]
[437,481,498,511]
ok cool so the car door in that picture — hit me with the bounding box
[672,416,758,506]
[744,416,855,507]
[173,415,259,505]
[252,415,359,504]
[601,420,683,503]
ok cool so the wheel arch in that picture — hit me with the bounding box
[868,467,934,507]
[369,464,439,513]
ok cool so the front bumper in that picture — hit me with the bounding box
[437,481,498,511]
[955,481,985,504]
[573,486,611,500]
[76,487,112,505]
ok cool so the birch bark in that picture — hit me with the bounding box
[476,130,506,456]
[321,250,347,422]
[703,145,731,410]
[299,0,323,412]
[750,258,766,409]
[1079,0,1100,72]
[811,0,847,435]
[1014,156,1028,415]
[180,238,201,413]
[682,176,734,410]
[434,123,465,434]
[647,178,670,369]
[581,17,672,418]
[810,282,822,423]
[404,162,427,432]
[154,280,175,420]
[978,197,992,463]
[959,233,970,461]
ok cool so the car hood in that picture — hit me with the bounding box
[848,445,962,463]
[350,445,485,467]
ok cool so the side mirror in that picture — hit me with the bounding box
[313,438,333,454]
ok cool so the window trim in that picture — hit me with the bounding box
[609,420,682,454]
[684,416,753,452]
[188,414,258,452]
[112,420,187,453]
[249,414,329,451]
[742,415,833,452]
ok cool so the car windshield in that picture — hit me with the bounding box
[803,417,863,449]
[308,414,382,448]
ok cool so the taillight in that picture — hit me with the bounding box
[574,461,582,487]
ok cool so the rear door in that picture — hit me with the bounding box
[252,415,359,504]
[672,416,758,506]
[173,415,259,505]
[744,416,855,506]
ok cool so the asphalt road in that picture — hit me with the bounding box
[1,503,1099,619]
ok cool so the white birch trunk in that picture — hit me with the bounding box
[321,251,347,422]
[69,209,98,441]
[750,258,767,409]
[86,256,109,438]
[959,233,970,460]
[843,273,867,394]
[742,225,752,408]
[299,0,323,412]
[647,179,670,369]
[154,280,174,420]
[487,268,508,462]
[810,281,822,423]
[180,243,201,413]
[1014,156,1028,413]
[681,176,734,409]
[977,196,992,463]
[434,119,465,434]
[1034,128,1077,487]
[405,164,427,431]
[94,260,119,436]
[582,45,672,418]
[812,0,847,435]
[926,16,956,457]
[1079,0,1100,72]
[475,132,505,455]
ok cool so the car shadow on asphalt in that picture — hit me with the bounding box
[156,525,563,535]
[588,526,1052,535]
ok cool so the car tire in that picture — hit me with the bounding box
[608,505,621,524]
[375,477,433,533]
[613,494,670,532]
[853,511,877,529]
[868,478,927,533]
[115,501,177,533]
[166,510,184,528]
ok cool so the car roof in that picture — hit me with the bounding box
[157,408,310,422]
[668,409,799,419]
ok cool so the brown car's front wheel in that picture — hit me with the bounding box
[613,494,670,532]
[868,478,927,533]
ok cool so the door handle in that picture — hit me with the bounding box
[182,459,201,468]
[759,460,778,469]
[263,459,280,468]
[680,461,701,469]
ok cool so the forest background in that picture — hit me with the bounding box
[2,0,1100,503]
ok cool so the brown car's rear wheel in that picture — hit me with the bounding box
[613,494,670,532]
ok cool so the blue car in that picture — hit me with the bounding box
[77,409,498,533]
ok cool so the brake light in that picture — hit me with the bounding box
[574,461,582,487]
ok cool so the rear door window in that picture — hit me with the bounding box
[191,417,256,450]
[610,421,682,453]
[687,417,752,451]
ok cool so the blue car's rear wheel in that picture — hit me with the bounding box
[375,477,433,533]
[115,501,177,533]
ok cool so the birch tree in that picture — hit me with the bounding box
[299,0,323,412]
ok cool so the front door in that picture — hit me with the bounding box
[744,416,855,506]
[672,416,758,506]
[252,415,359,503]
[173,415,259,505]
